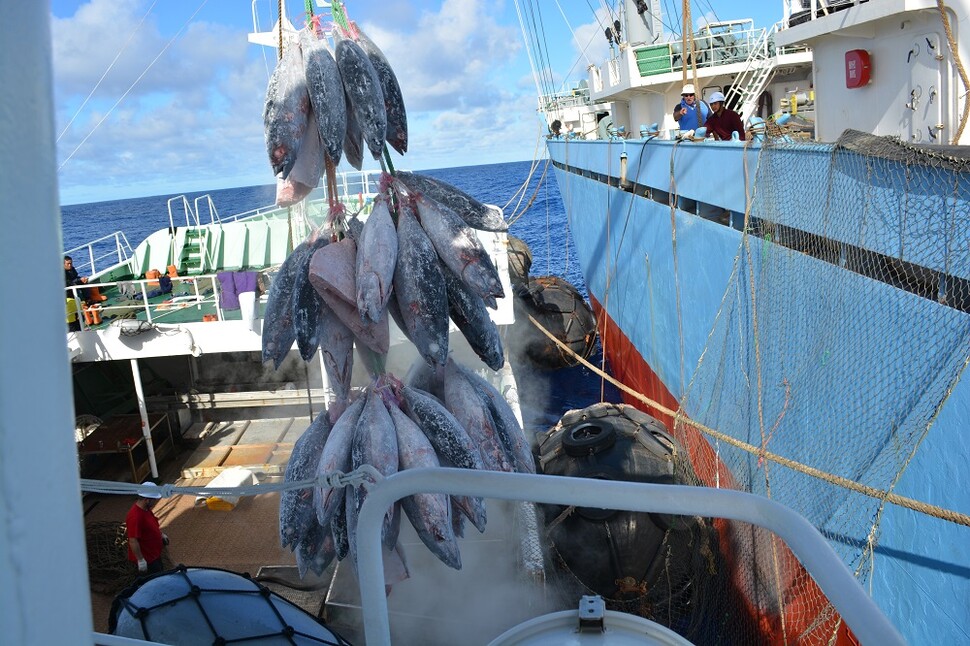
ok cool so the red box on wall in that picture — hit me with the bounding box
[845,49,871,88]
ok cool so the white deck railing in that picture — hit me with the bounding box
[356,469,905,646]
[64,231,135,277]
[66,273,237,330]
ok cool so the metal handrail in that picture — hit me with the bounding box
[194,194,220,225]
[356,469,905,646]
[167,195,196,230]
[64,231,134,277]
[65,273,235,330]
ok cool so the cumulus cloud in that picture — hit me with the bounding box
[358,0,522,113]
[571,9,612,76]
[696,11,718,31]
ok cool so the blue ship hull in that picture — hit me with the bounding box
[548,135,970,644]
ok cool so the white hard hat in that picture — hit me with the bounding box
[681,84,695,95]
[139,481,163,499]
[709,91,726,103]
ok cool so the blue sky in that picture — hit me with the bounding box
[51,0,782,204]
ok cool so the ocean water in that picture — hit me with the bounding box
[60,160,620,432]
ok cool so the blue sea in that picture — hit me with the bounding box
[60,160,620,432]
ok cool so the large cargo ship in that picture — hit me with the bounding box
[521,0,970,643]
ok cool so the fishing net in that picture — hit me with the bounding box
[670,130,970,643]
[86,521,174,595]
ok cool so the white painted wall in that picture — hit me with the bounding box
[807,7,965,144]
[0,1,95,643]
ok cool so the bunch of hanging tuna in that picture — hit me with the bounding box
[264,19,407,206]
[262,15,531,580]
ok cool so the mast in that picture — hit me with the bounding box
[622,0,663,45]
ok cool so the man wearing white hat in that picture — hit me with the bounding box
[672,84,709,132]
[126,482,169,575]
[704,91,746,141]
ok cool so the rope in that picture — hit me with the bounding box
[936,1,970,142]
[80,464,383,499]
[524,314,970,528]
[277,0,283,60]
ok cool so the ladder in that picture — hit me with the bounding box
[179,227,209,275]
[167,195,219,275]
[725,22,779,122]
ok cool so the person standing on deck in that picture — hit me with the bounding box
[126,482,169,575]
[672,84,709,132]
[704,91,746,140]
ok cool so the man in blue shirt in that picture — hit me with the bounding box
[672,84,709,132]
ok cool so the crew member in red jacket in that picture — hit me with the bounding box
[704,91,746,141]
[126,482,169,574]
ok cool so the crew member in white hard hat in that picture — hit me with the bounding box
[672,84,709,132]
[126,481,169,575]
[704,91,746,141]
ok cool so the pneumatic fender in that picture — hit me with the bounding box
[535,402,714,635]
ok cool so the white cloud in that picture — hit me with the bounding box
[358,0,522,113]
[53,0,540,204]
[696,11,717,31]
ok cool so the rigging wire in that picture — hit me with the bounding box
[522,0,557,100]
[662,0,682,37]
[254,0,273,81]
[553,0,593,69]
[58,0,211,171]
[57,0,160,144]
[512,0,547,104]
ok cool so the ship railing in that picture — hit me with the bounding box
[783,0,864,29]
[537,92,593,112]
[64,231,135,278]
[625,22,769,81]
[164,170,384,229]
[355,468,905,646]
[66,271,255,331]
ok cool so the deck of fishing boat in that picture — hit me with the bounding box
[82,410,552,645]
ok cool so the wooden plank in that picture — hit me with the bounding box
[182,442,294,452]
[180,446,230,478]
[222,445,275,467]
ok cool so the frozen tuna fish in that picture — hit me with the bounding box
[356,195,398,323]
[444,359,513,473]
[262,241,309,369]
[393,203,448,368]
[334,29,386,161]
[351,21,407,155]
[442,261,504,370]
[292,234,330,361]
[456,361,535,474]
[396,171,507,232]
[263,42,310,179]
[295,518,336,578]
[300,28,346,165]
[395,178,504,303]
[401,385,487,532]
[280,409,331,550]
[350,388,400,552]
[388,401,461,569]
[309,238,390,354]
[314,395,366,530]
